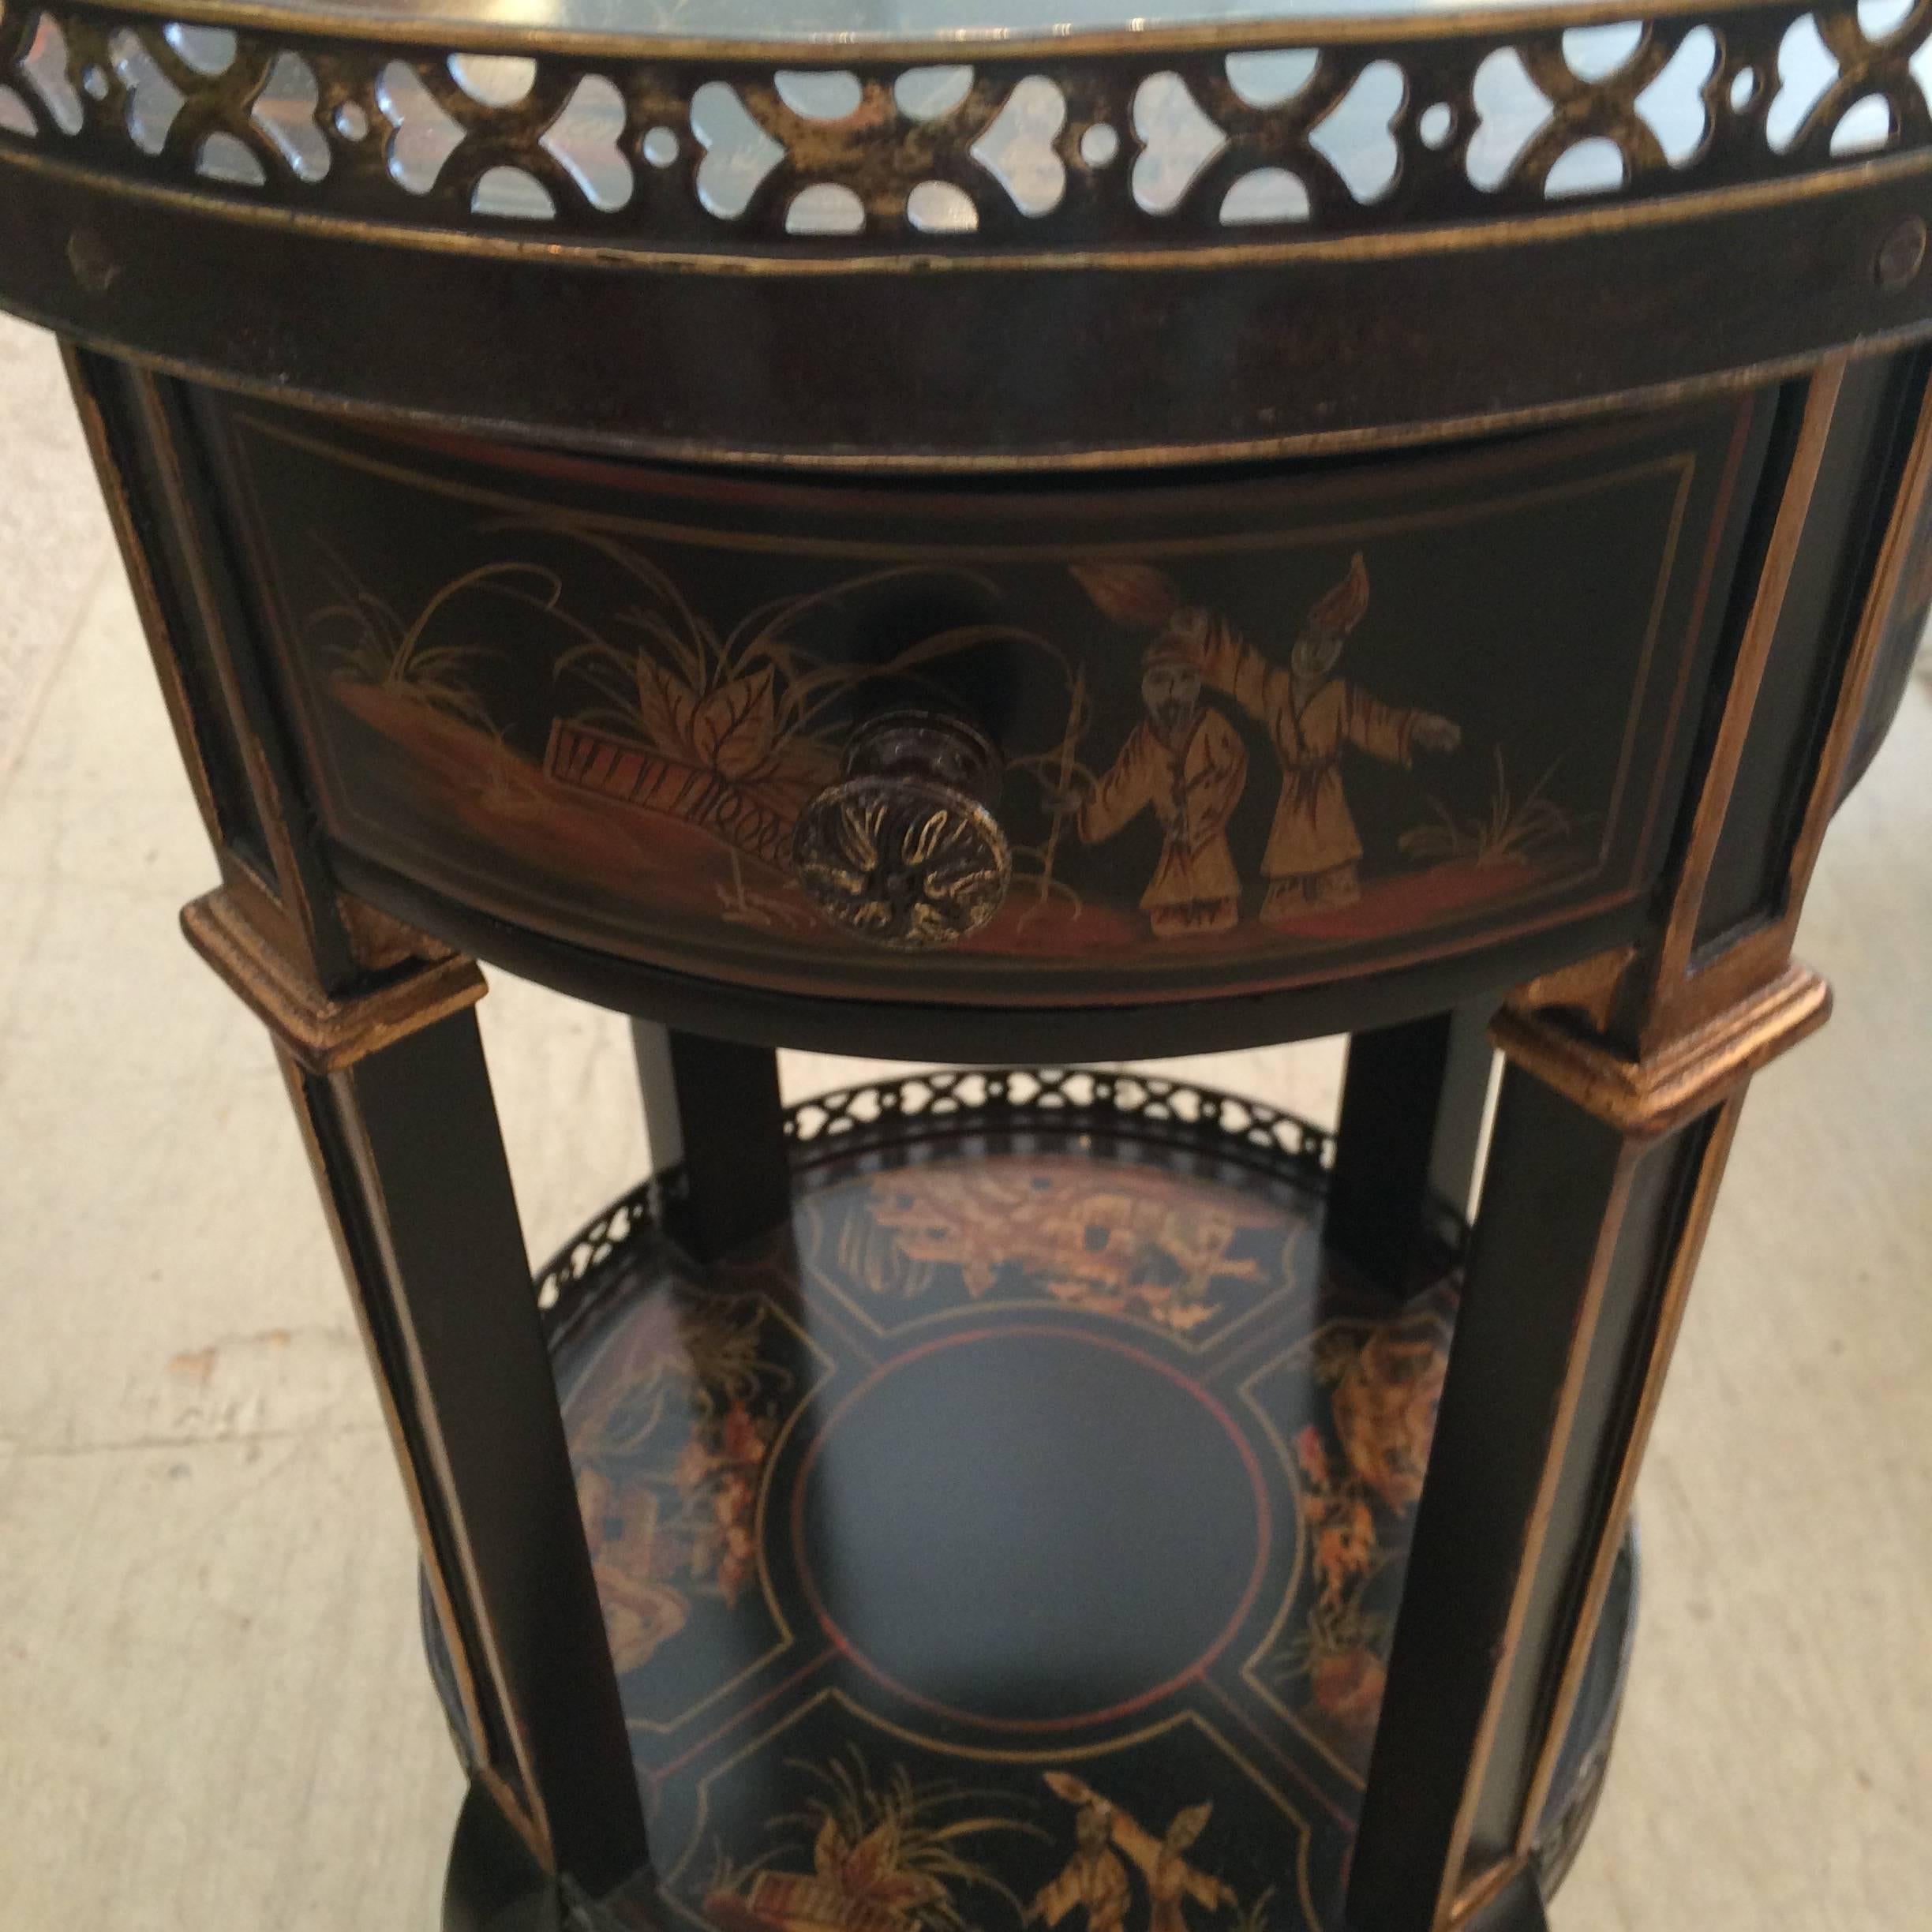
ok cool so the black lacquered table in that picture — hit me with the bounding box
[4,0,1928,1925]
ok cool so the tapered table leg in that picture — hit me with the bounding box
[1346,967,1829,1932]
[1345,352,1932,1931]
[631,1022,791,1262]
[184,888,650,1904]
[1458,1866,1549,1932]
[1328,1000,1497,1291]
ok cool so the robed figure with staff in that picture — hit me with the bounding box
[1057,631,1249,938]
[1027,1785,1133,1932]
[1033,1773,1238,1932]
[1074,557,1461,923]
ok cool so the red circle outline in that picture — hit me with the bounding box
[790,1321,1272,1734]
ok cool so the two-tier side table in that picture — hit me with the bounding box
[4,0,1928,1926]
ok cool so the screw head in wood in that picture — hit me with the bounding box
[1876,216,1927,291]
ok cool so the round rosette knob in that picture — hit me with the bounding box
[791,713,1010,950]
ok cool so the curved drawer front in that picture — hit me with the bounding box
[201,393,1771,1007]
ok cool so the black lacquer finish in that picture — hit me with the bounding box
[294,1012,650,1894]
[172,388,1770,1029]
[1327,1002,1495,1293]
[429,1076,1631,1932]
[6,0,1932,464]
[26,16,1925,1915]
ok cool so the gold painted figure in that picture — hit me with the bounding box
[1039,1775,1238,1932]
[1062,637,1249,938]
[1028,1789,1133,1932]
[1176,556,1461,919]
[1075,557,1461,923]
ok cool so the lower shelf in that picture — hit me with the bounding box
[428,1071,1633,1932]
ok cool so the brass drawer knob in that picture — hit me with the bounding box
[792,714,1010,949]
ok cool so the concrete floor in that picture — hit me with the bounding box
[0,316,1926,1930]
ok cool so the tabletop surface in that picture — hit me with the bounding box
[212,0,1700,46]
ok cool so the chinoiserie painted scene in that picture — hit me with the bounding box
[204,391,1770,1003]
[439,1121,1474,1932]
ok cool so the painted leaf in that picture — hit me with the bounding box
[841,1821,899,1892]
[1306,552,1371,639]
[814,1816,849,1883]
[691,664,778,777]
[635,655,698,755]
[1071,561,1184,627]
[861,1867,947,1911]
[766,733,842,803]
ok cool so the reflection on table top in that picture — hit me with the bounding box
[200,0,1776,48]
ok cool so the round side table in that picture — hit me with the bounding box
[3,1,1926,1928]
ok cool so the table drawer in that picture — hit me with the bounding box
[200,391,1771,1009]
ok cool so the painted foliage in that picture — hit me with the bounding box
[212,393,1769,1002]
[1243,1294,1455,1765]
[562,1288,829,1724]
[502,1139,1471,1931]
[818,1152,1304,1340]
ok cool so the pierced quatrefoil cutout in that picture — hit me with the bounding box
[1858,0,1914,40]
[163,22,234,74]
[448,54,536,107]
[1634,27,1717,167]
[776,70,863,121]
[972,73,1066,217]
[197,129,264,184]
[473,163,555,218]
[107,28,183,155]
[907,178,977,233]
[1225,48,1317,109]
[1831,92,1896,152]
[1544,135,1627,197]
[786,181,865,232]
[1309,59,1404,204]
[691,80,784,220]
[253,50,329,182]
[378,60,465,194]
[1767,15,1840,152]
[895,66,972,122]
[1561,21,1644,81]
[1219,166,1310,224]
[1132,72,1224,215]
[0,84,33,136]
[1466,47,1554,191]
[541,74,631,211]
[17,14,82,135]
